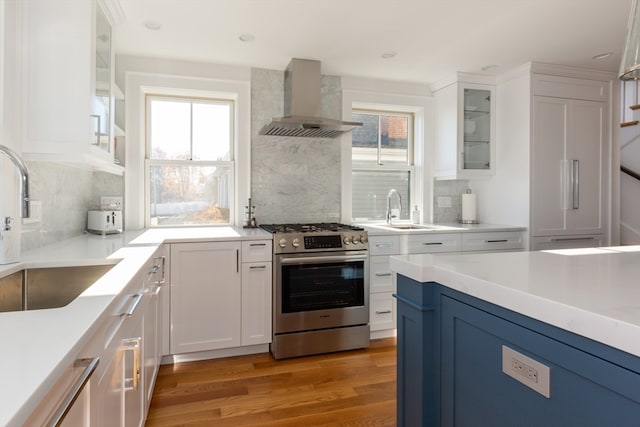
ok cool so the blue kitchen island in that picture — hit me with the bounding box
[390,247,640,427]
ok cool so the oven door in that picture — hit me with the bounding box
[274,251,369,334]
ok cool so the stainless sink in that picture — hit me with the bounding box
[0,264,115,312]
[375,224,438,231]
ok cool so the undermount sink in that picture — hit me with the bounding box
[0,264,115,313]
[372,223,439,231]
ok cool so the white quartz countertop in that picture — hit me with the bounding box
[360,222,526,235]
[0,226,272,426]
[390,246,640,358]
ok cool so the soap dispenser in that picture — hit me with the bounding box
[412,205,420,224]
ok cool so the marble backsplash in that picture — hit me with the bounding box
[432,179,470,224]
[21,162,124,251]
[250,68,343,224]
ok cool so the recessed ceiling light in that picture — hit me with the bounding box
[144,21,162,31]
[592,52,613,60]
[239,33,256,42]
[381,51,397,59]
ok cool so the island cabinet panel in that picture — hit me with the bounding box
[395,275,640,427]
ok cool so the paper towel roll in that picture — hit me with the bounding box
[461,192,477,223]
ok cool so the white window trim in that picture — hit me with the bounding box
[341,85,433,224]
[123,66,250,230]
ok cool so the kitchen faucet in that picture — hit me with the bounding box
[386,189,402,224]
[0,144,31,223]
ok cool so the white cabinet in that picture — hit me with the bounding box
[142,248,166,412]
[530,75,608,250]
[18,0,124,174]
[401,233,461,254]
[170,241,241,354]
[434,78,496,179]
[461,231,524,252]
[169,240,273,354]
[241,240,272,346]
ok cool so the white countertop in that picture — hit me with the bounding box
[390,246,640,358]
[361,222,526,236]
[0,226,272,427]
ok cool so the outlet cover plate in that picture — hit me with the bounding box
[100,196,123,210]
[502,345,551,398]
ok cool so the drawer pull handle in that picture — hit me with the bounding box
[122,338,141,391]
[375,309,392,314]
[375,272,392,277]
[46,357,99,427]
[249,243,267,247]
[120,294,143,317]
[250,265,267,269]
[485,239,508,243]
[422,242,443,246]
[550,237,595,242]
[376,243,392,248]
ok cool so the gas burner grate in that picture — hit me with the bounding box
[260,223,364,234]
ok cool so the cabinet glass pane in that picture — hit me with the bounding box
[94,5,111,153]
[463,89,491,170]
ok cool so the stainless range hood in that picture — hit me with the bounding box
[259,58,362,138]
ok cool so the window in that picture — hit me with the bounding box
[146,96,234,226]
[351,110,414,221]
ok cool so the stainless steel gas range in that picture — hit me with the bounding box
[260,223,370,359]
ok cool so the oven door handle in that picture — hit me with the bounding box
[280,254,368,264]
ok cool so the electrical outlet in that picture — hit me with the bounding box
[437,196,452,208]
[502,345,550,398]
[100,196,123,210]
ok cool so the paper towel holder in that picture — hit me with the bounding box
[459,188,479,224]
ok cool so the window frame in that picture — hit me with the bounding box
[351,108,416,222]
[144,94,236,227]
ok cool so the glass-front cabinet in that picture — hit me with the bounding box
[433,77,496,179]
[93,2,112,154]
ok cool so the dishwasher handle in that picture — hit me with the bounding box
[46,357,100,427]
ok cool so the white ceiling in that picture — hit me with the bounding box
[115,0,634,84]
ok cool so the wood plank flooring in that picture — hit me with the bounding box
[145,338,397,426]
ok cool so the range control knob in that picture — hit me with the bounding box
[360,235,368,243]
[278,238,287,248]
[292,238,300,248]
[343,236,351,245]
[352,235,360,244]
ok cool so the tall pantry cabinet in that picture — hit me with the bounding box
[529,73,611,250]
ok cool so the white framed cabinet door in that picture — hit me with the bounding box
[241,261,272,345]
[531,96,605,237]
[170,242,241,354]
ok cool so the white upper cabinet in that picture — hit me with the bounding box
[433,75,496,179]
[19,0,124,174]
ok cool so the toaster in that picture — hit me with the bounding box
[87,210,123,234]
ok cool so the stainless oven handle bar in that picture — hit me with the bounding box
[280,254,368,264]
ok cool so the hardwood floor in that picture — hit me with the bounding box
[145,338,397,426]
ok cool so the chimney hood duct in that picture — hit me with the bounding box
[259,58,362,138]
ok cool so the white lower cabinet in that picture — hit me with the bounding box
[368,230,524,335]
[169,239,273,355]
[170,241,242,354]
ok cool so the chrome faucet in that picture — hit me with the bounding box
[0,144,30,223]
[386,189,402,224]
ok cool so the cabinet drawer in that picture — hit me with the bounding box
[370,292,396,331]
[462,231,524,252]
[369,235,401,256]
[531,234,603,251]
[241,240,273,263]
[402,233,461,254]
[370,255,395,293]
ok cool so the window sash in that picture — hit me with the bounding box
[352,109,414,167]
[145,159,235,227]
